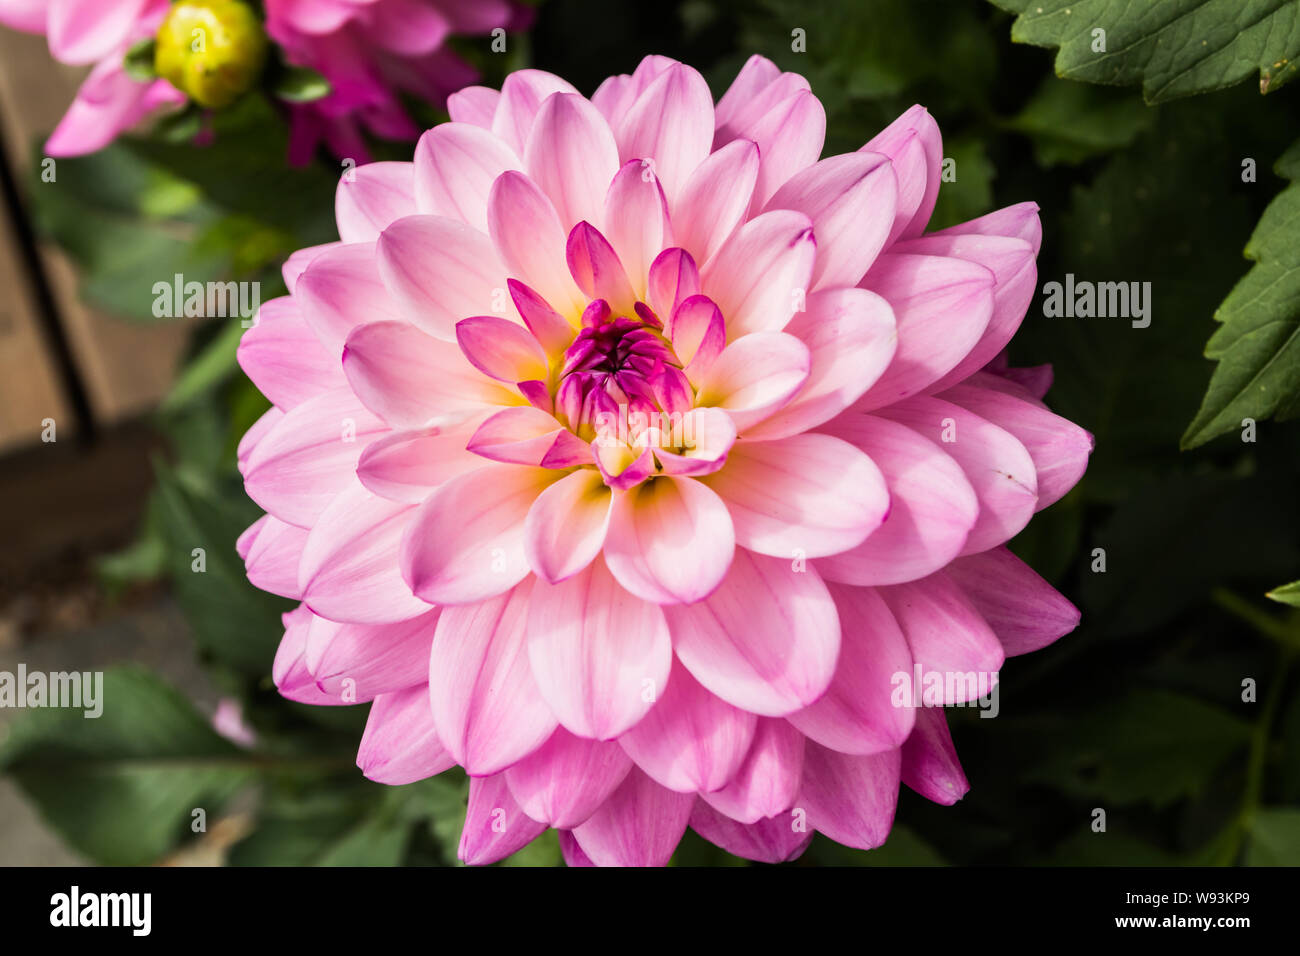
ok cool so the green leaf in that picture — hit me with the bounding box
[989,0,1300,102]
[500,828,563,867]
[270,65,332,103]
[1183,140,1300,447]
[152,462,290,674]
[1005,76,1152,166]
[1265,579,1300,605]
[123,38,158,82]
[160,316,246,413]
[1020,690,1253,806]
[1246,807,1300,864]
[0,667,253,865]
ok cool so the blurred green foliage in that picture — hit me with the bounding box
[4,0,1300,867]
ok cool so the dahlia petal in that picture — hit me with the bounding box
[273,607,346,706]
[524,92,621,232]
[243,516,309,600]
[44,66,181,158]
[743,288,896,441]
[594,442,656,491]
[673,139,760,267]
[243,388,387,528]
[876,395,1038,554]
[305,609,438,699]
[737,90,827,210]
[604,161,672,299]
[527,558,672,740]
[945,546,1081,656]
[237,406,282,476]
[400,465,556,605]
[646,247,701,325]
[939,383,1093,511]
[0,0,49,33]
[934,200,1042,254]
[358,684,457,784]
[488,171,586,316]
[429,581,558,775]
[570,768,694,867]
[459,773,547,865]
[694,331,811,432]
[765,151,898,290]
[703,209,816,339]
[879,574,1004,704]
[901,705,969,805]
[565,221,636,313]
[618,659,756,793]
[413,122,523,233]
[665,550,840,716]
[455,315,549,383]
[298,480,430,625]
[238,297,345,410]
[786,584,915,755]
[295,242,406,356]
[701,434,887,558]
[447,86,501,128]
[47,0,148,64]
[523,469,612,583]
[798,743,901,850]
[509,279,576,357]
[713,54,783,132]
[613,62,714,204]
[376,215,507,341]
[335,161,417,243]
[344,320,516,429]
[557,830,595,867]
[356,423,486,504]
[856,253,995,408]
[651,407,736,477]
[492,69,582,156]
[282,242,337,293]
[689,801,813,864]
[699,717,804,823]
[668,294,726,383]
[862,104,942,242]
[505,728,634,828]
[900,234,1038,393]
[816,414,978,586]
[604,476,735,605]
[999,364,1055,400]
[467,406,575,467]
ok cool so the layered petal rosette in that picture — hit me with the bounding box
[236,54,1093,866]
[0,0,525,159]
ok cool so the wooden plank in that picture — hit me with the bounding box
[0,29,191,430]
[0,177,69,453]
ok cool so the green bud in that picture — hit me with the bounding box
[154,1,268,110]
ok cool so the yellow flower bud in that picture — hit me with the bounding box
[154,1,268,110]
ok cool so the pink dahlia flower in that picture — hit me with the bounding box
[0,0,184,156]
[265,0,530,164]
[0,0,523,159]
[235,54,1093,866]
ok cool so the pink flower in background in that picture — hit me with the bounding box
[265,0,531,164]
[0,0,183,156]
[235,53,1093,866]
[0,0,524,159]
